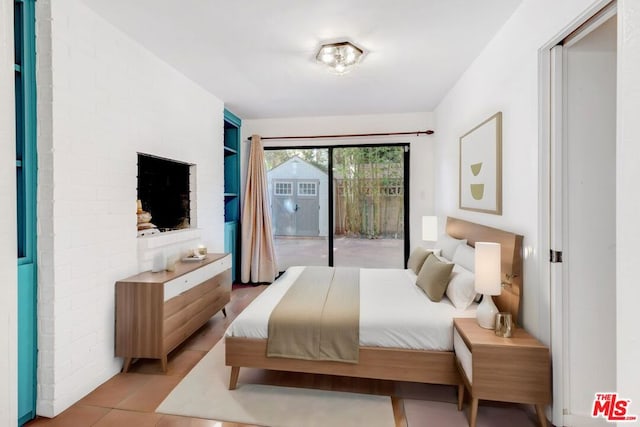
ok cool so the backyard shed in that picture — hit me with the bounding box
[267,156,329,237]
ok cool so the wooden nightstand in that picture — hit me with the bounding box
[453,318,551,427]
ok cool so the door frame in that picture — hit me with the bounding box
[537,1,616,424]
[14,0,38,424]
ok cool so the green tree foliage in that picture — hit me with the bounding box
[333,147,403,238]
[265,146,404,239]
[265,149,328,172]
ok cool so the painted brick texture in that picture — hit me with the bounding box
[35,0,225,417]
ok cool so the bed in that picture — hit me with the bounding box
[224,217,523,390]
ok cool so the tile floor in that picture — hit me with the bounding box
[25,285,265,427]
[24,284,543,427]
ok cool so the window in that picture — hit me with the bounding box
[298,182,317,196]
[15,0,36,261]
[274,181,293,196]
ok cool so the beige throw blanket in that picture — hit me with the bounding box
[267,267,360,363]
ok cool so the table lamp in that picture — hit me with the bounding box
[422,216,438,242]
[475,242,501,329]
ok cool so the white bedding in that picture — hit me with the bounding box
[225,266,477,351]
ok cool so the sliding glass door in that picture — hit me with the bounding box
[265,149,329,270]
[332,146,406,268]
[265,144,409,271]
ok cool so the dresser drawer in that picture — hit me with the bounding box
[163,309,188,337]
[454,327,473,384]
[163,255,231,301]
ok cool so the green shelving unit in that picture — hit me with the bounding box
[224,109,241,282]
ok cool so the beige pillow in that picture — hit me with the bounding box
[416,254,454,302]
[407,247,433,274]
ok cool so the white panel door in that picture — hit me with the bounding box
[551,12,617,425]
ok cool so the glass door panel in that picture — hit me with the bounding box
[332,146,405,268]
[265,149,329,271]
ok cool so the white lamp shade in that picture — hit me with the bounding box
[474,242,501,296]
[422,216,438,242]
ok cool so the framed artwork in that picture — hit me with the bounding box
[459,112,502,215]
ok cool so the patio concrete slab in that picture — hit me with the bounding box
[274,236,404,271]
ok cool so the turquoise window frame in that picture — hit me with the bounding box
[15,0,38,425]
[15,0,37,266]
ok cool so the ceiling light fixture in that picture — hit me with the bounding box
[315,40,365,75]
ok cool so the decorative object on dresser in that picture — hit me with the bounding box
[115,253,231,373]
[474,242,502,329]
[453,318,551,427]
[494,312,513,337]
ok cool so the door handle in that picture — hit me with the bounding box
[295,204,299,212]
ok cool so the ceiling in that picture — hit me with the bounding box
[81,0,522,119]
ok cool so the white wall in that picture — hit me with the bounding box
[617,0,640,412]
[242,112,436,251]
[35,0,225,416]
[434,0,640,417]
[0,1,18,424]
[433,0,613,341]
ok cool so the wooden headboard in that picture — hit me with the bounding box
[445,217,524,324]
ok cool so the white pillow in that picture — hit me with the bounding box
[452,244,475,272]
[446,264,476,310]
[436,234,468,260]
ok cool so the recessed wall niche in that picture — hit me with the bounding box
[137,153,193,234]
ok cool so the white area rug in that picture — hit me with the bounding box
[156,341,395,427]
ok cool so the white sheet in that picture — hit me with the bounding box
[225,266,477,351]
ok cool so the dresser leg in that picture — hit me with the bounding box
[535,404,548,427]
[457,384,464,411]
[122,358,132,373]
[161,355,168,373]
[229,366,240,390]
[222,307,227,317]
[469,398,478,427]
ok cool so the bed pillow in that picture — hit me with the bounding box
[416,254,454,302]
[446,264,477,310]
[407,247,433,274]
[452,244,475,272]
[436,234,468,260]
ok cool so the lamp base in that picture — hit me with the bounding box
[476,295,499,329]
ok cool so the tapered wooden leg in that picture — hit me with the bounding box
[122,357,132,373]
[535,404,548,427]
[457,384,465,411]
[161,355,168,373]
[469,398,479,427]
[222,307,227,317]
[229,366,240,390]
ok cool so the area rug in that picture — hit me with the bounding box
[156,340,395,427]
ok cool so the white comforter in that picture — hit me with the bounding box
[225,266,477,351]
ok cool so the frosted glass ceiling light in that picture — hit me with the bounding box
[315,41,365,75]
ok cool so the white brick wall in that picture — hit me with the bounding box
[36,0,225,417]
[0,1,18,425]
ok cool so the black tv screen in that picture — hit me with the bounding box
[137,153,191,232]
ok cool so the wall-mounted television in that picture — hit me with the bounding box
[137,153,192,233]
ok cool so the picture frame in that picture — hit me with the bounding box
[459,112,502,215]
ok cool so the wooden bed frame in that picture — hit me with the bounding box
[225,217,524,390]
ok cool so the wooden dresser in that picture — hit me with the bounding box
[115,253,231,372]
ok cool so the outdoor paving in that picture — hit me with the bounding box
[274,236,404,271]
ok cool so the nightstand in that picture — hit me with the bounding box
[453,318,551,427]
